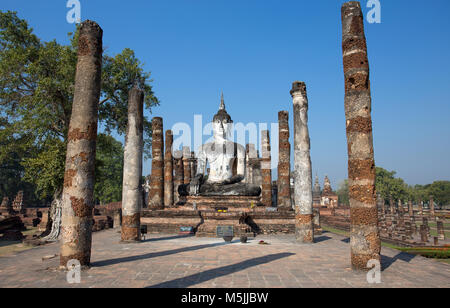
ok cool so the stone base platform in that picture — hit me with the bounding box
[141,207,301,238]
[185,195,263,212]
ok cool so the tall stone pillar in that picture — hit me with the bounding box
[149,117,164,209]
[189,151,197,180]
[389,196,395,214]
[437,220,445,240]
[418,198,423,214]
[377,193,385,215]
[261,130,272,207]
[60,20,103,268]
[164,130,174,207]
[173,151,184,205]
[121,85,144,242]
[341,1,380,270]
[398,199,403,215]
[277,111,292,211]
[429,195,435,216]
[182,146,192,184]
[408,200,413,217]
[291,82,314,243]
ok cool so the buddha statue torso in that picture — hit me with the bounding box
[183,94,261,197]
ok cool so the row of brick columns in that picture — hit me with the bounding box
[59,1,381,271]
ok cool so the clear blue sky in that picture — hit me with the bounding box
[1,0,449,188]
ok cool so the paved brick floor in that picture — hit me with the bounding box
[0,229,449,288]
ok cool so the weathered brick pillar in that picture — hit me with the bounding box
[377,193,385,215]
[182,146,192,184]
[418,198,423,214]
[164,130,174,207]
[277,111,292,211]
[420,225,428,243]
[408,200,413,217]
[261,130,272,207]
[190,151,197,180]
[121,85,144,242]
[60,20,102,268]
[389,196,395,214]
[341,1,380,270]
[429,195,435,216]
[437,220,445,240]
[149,117,164,209]
[291,82,314,243]
[173,150,184,205]
[398,200,403,215]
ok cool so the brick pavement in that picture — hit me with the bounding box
[0,229,449,288]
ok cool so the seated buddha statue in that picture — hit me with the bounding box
[180,94,261,197]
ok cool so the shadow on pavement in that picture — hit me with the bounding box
[91,241,229,267]
[381,251,415,271]
[146,252,295,288]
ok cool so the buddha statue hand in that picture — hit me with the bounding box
[221,175,244,185]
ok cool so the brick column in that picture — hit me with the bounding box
[148,117,164,209]
[121,85,144,242]
[164,130,174,207]
[277,111,292,211]
[429,195,435,217]
[261,130,272,207]
[173,151,184,205]
[182,146,192,184]
[437,220,445,240]
[341,1,380,270]
[408,200,413,217]
[60,20,103,268]
[291,82,314,243]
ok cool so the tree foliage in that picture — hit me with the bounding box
[336,179,349,206]
[337,167,450,207]
[0,11,158,200]
[94,134,124,204]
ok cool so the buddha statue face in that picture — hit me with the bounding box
[212,93,233,141]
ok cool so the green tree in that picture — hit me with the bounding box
[337,179,349,206]
[375,167,410,202]
[0,11,158,200]
[94,134,124,204]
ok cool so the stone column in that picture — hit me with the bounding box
[261,130,272,207]
[420,225,428,243]
[429,195,435,217]
[164,130,174,207]
[60,20,103,268]
[341,1,380,270]
[408,200,413,217]
[437,220,445,240]
[121,85,144,242]
[173,151,184,205]
[148,117,164,209]
[418,198,423,214]
[377,193,385,215]
[398,200,403,215]
[291,82,314,243]
[389,196,395,214]
[190,151,197,180]
[182,147,192,184]
[277,111,292,211]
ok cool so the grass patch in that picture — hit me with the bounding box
[322,224,450,261]
[0,227,41,257]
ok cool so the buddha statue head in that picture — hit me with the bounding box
[212,93,233,140]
